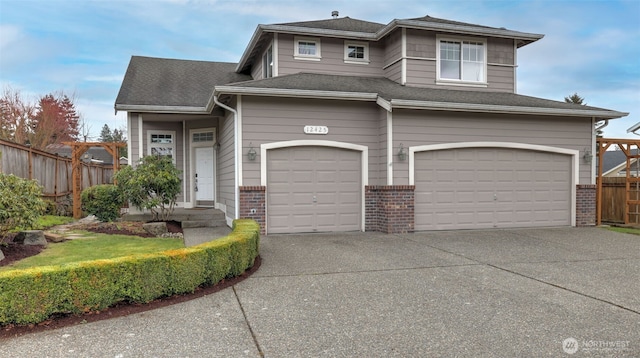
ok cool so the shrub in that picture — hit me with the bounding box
[81,184,124,222]
[0,219,260,325]
[0,174,47,239]
[114,155,181,221]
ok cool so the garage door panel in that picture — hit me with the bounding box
[415,147,571,231]
[267,146,361,234]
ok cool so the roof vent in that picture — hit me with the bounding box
[331,10,339,18]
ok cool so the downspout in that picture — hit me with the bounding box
[213,94,240,221]
[595,119,609,133]
[594,119,608,183]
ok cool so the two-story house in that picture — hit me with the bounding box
[115,13,627,234]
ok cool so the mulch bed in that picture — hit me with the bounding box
[0,221,260,339]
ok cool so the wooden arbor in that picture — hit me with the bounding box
[63,142,126,219]
[596,138,640,225]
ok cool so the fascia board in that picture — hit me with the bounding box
[393,20,544,42]
[390,99,629,119]
[215,85,377,101]
[236,25,265,73]
[114,104,209,114]
[260,24,378,40]
[627,121,640,133]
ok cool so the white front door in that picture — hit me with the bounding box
[195,146,215,203]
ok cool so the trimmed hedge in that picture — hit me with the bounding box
[81,184,124,222]
[0,219,260,325]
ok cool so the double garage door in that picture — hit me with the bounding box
[265,145,571,233]
[414,147,572,231]
[267,146,361,234]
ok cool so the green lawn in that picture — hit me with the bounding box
[10,215,75,232]
[606,226,640,236]
[2,232,183,271]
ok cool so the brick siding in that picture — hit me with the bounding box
[576,184,596,227]
[365,185,415,233]
[239,186,266,234]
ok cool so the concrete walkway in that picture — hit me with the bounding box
[1,227,639,357]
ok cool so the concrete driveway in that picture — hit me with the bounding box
[1,227,639,357]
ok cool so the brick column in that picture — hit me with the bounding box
[365,185,415,233]
[576,184,596,227]
[239,186,266,234]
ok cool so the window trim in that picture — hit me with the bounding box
[294,36,321,61]
[344,41,370,64]
[263,45,273,78]
[147,130,176,162]
[436,35,488,86]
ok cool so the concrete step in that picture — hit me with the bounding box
[181,219,227,228]
[122,208,225,224]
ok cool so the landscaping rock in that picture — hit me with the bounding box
[44,232,66,243]
[142,222,167,236]
[14,230,47,246]
[0,248,4,262]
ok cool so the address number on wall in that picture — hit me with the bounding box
[303,125,329,135]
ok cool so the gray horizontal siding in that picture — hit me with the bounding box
[379,107,388,184]
[405,58,435,87]
[240,97,382,186]
[384,29,403,65]
[385,61,402,83]
[406,29,436,58]
[488,65,515,92]
[219,109,236,220]
[278,34,384,77]
[392,110,592,184]
[129,113,140,164]
[488,38,515,65]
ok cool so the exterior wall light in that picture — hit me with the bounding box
[247,143,257,161]
[398,143,407,161]
[583,148,593,163]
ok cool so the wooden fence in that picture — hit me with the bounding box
[0,139,114,206]
[600,177,627,223]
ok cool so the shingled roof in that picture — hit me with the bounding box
[274,17,385,33]
[219,73,626,119]
[115,56,251,112]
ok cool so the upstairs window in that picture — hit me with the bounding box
[263,45,273,78]
[294,37,321,60]
[344,41,369,64]
[437,37,486,83]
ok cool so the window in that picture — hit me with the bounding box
[148,131,175,160]
[294,37,321,60]
[263,45,273,78]
[344,41,369,64]
[192,131,214,143]
[438,37,486,83]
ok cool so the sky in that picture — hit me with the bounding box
[1,0,639,140]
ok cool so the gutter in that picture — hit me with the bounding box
[213,95,240,221]
[114,104,210,114]
[214,85,377,101]
[389,99,629,119]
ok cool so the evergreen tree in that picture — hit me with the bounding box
[564,92,586,105]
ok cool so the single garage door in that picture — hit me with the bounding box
[414,147,571,231]
[267,146,361,234]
